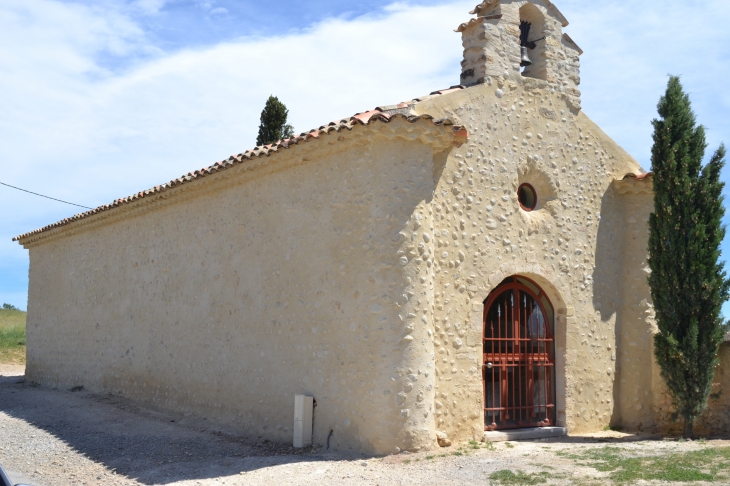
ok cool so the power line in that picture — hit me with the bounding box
[0,181,93,210]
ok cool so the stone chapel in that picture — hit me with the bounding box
[14,0,730,453]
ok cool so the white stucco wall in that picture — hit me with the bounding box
[411,80,643,442]
[23,119,456,455]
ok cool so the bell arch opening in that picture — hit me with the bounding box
[482,275,556,430]
[518,3,548,80]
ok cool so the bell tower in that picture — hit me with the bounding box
[456,0,583,109]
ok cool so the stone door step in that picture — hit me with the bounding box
[484,427,567,442]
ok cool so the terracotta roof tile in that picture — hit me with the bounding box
[615,172,653,196]
[622,172,653,181]
[13,107,467,244]
[455,16,501,33]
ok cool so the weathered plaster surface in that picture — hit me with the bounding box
[411,79,642,443]
[24,120,455,455]
[610,183,656,429]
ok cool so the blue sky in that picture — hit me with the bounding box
[1,0,729,314]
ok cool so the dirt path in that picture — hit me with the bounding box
[0,364,23,376]
[1,366,729,485]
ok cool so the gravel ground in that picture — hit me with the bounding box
[1,364,729,486]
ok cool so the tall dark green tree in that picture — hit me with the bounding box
[648,76,729,439]
[255,95,294,146]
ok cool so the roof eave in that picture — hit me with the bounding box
[14,113,467,248]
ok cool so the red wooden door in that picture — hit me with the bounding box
[483,276,555,431]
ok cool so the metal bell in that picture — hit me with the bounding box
[520,46,532,67]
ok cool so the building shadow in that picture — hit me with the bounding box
[592,184,625,428]
[0,375,368,485]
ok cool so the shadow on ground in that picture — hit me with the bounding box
[0,374,359,485]
[4,373,727,485]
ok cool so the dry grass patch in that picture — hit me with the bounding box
[489,470,553,485]
[0,309,26,364]
[557,445,730,483]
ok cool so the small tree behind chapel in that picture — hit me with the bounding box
[255,95,295,147]
[648,76,730,438]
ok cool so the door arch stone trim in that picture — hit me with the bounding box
[467,262,569,428]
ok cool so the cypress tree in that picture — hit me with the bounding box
[255,95,294,146]
[648,76,729,439]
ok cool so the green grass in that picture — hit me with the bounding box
[489,470,550,485]
[0,309,26,364]
[557,446,730,483]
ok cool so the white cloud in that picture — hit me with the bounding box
[132,0,170,15]
[0,0,472,203]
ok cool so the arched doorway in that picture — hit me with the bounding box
[483,276,555,430]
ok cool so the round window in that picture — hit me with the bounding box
[518,183,537,211]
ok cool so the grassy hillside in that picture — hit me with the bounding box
[0,309,26,364]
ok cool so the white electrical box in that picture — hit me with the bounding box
[293,394,313,448]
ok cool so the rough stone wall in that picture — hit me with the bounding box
[411,79,642,443]
[458,1,582,110]
[696,343,730,435]
[653,343,730,436]
[24,121,454,455]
